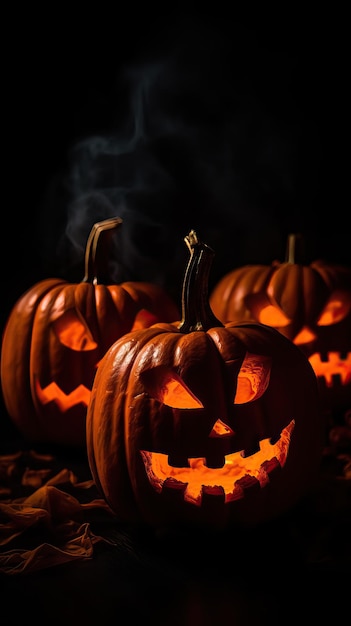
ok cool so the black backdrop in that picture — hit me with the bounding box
[2,10,350,330]
[1,9,350,621]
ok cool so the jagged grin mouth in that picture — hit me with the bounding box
[141,419,295,506]
[35,379,91,409]
[308,351,351,387]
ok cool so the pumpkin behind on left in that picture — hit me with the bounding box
[0,217,180,447]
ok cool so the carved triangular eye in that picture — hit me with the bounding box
[233,352,272,404]
[317,291,351,326]
[245,294,291,327]
[52,309,97,351]
[257,304,291,327]
[141,366,203,409]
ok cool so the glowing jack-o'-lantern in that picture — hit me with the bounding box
[86,230,323,530]
[1,217,179,447]
[210,234,351,422]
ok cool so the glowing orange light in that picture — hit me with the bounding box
[309,352,351,386]
[141,420,294,505]
[258,305,291,327]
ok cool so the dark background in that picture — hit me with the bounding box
[2,10,350,332]
[1,9,350,623]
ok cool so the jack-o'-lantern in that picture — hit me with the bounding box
[86,230,323,530]
[209,233,351,424]
[1,217,179,447]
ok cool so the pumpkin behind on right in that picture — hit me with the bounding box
[209,234,351,432]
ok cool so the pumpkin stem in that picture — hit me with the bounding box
[83,217,123,284]
[285,233,305,264]
[178,230,224,333]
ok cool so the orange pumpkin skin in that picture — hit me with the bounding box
[209,248,351,418]
[1,221,179,447]
[87,233,323,530]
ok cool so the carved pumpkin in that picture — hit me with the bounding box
[209,233,351,423]
[1,217,179,447]
[86,230,323,530]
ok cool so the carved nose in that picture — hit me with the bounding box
[294,326,317,345]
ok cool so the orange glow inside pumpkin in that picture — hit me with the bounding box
[235,354,271,403]
[35,378,92,409]
[150,352,272,409]
[211,419,233,437]
[258,293,351,332]
[141,420,294,505]
[317,294,351,326]
[37,307,165,412]
[54,307,164,349]
[256,294,351,387]
[154,372,204,408]
[252,293,351,389]
[139,350,294,506]
[293,328,316,344]
[53,310,97,351]
[258,305,290,327]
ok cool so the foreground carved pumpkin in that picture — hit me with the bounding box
[86,230,323,530]
[1,217,179,447]
[210,234,351,422]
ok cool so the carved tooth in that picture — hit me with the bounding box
[262,456,281,472]
[269,432,281,445]
[206,435,232,467]
[162,477,188,503]
[235,474,261,494]
[168,454,189,468]
[257,466,269,487]
[201,487,226,515]
[204,452,226,469]
[184,482,202,505]
[225,483,244,503]
[202,484,226,497]
[331,373,343,387]
[259,457,282,485]
[163,477,187,490]
[241,441,260,457]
